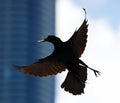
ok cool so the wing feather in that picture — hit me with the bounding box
[67,19,88,58]
[16,54,66,76]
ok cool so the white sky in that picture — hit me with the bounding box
[55,0,120,103]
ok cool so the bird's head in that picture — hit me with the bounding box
[38,35,62,45]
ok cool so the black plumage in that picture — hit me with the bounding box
[16,9,100,95]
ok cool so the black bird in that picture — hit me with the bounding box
[16,9,100,95]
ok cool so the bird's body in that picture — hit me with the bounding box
[15,9,100,95]
[39,36,88,94]
[52,39,76,66]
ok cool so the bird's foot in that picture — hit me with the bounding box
[88,67,100,77]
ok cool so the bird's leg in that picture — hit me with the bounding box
[78,59,100,77]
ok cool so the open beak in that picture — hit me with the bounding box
[37,39,46,42]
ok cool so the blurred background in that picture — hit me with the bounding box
[0,0,120,103]
[0,0,55,103]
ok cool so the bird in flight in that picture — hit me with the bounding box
[16,8,100,95]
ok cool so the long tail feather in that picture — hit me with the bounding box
[61,66,87,95]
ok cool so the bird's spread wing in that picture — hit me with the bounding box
[67,19,88,58]
[16,54,66,76]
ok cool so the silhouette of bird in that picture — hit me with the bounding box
[16,9,100,95]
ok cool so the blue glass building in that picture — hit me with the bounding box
[0,0,55,103]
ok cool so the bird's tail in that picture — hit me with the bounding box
[61,65,87,95]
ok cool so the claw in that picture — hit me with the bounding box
[88,67,100,77]
[93,70,100,77]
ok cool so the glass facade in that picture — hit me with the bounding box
[0,0,55,103]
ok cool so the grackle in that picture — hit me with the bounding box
[15,8,100,95]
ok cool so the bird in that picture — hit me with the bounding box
[15,8,100,95]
